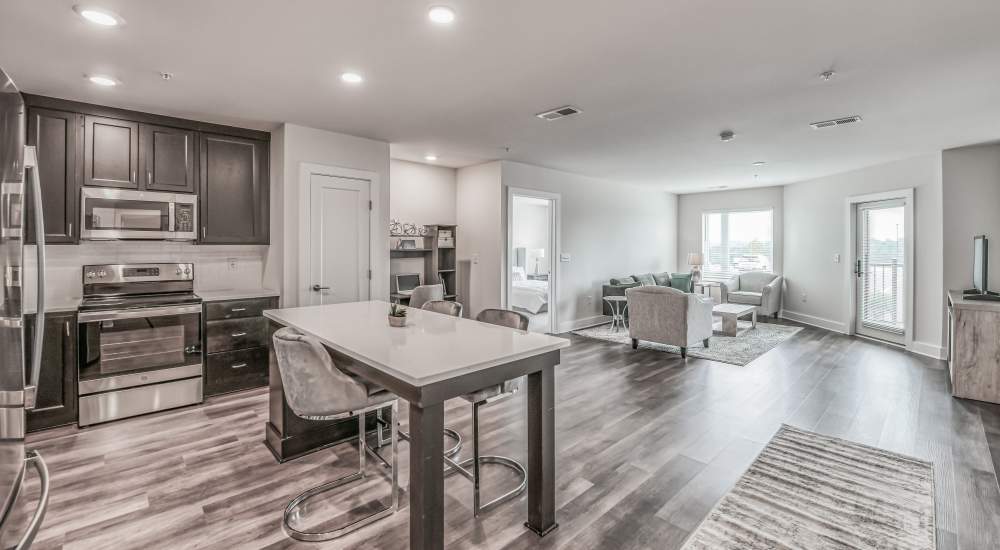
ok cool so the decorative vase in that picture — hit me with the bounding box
[388,316,407,328]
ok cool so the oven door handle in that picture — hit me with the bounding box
[78,304,202,323]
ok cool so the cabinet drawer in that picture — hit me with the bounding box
[205,347,268,396]
[204,297,276,320]
[206,317,268,353]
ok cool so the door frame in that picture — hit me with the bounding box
[297,162,379,307]
[844,188,914,350]
[504,186,561,333]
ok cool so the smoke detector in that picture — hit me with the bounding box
[535,105,582,121]
[719,130,735,142]
[810,115,862,129]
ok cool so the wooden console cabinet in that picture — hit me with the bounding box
[947,290,1000,404]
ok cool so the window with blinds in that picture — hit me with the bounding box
[859,203,905,333]
[701,209,773,279]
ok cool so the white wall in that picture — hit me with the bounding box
[942,143,1000,295]
[268,123,390,306]
[512,199,551,275]
[677,186,784,275]
[500,161,677,332]
[389,159,456,225]
[456,161,503,317]
[782,153,944,357]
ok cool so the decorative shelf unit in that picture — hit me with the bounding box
[389,225,457,304]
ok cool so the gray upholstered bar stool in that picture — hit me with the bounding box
[421,299,463,317]
[272,327,399,542]
[407,284,444,309]
[443,308,529,517]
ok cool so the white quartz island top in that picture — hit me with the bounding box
[263,300,570,387]
[197,288,280,302]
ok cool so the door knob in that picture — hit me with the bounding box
[312,284,330,291]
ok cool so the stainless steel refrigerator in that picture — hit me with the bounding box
[0,67,50,548]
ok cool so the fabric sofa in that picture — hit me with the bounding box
[625,286,713,358]
[720,272,783,316]
[601,271,693,316]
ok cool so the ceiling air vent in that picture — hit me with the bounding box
[810,115,862,129]
[535,105,582,121]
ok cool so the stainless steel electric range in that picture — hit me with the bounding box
[77,263,203,426]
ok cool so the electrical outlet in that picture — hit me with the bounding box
[800,291,807,302]
[227,258,238,271]
[833,253,840,263]
[472,253,480,265]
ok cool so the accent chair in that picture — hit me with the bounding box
[720,272,783,316]
[625,286,714,359]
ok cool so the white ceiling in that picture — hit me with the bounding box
[2,0,999,192]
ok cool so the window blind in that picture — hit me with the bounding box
[701,209,773,279]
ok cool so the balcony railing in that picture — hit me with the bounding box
[862,259,904,332]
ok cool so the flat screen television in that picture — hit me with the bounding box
[973,235,987,293]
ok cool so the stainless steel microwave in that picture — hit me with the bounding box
[80,188,197,240]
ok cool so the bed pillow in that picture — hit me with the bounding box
[633,273,657,286]
[669,272,694,292]
[652,272,671,286]
[512,266,527,281]
[610,276,636,285]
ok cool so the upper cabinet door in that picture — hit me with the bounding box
[25,107,82,244]
[84,115,139,189]
[140,124,196,193]
[199,134,269,244]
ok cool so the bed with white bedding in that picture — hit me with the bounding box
[510,268,549,314]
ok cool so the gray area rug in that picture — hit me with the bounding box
[571,320,801,366]
[682,424,936,550]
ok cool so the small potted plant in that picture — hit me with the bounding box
[388,303,408,327]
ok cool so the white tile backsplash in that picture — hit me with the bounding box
[22,242,268,310]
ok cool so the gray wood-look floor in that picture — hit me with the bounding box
[18,322,1000,549]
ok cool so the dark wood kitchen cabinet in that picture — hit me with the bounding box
[199,134,269,244]
[140,123,197,193]
[24,311,78,432]
[84,115,140,189]
[23,94,270,244]
[25,107,82,244]
[203,296,276,396]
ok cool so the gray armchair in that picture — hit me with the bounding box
[720,272,783,316]
[625,286,714,358]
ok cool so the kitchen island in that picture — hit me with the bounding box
[263,300,569,550]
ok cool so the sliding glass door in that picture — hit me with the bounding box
[854,199,906,344]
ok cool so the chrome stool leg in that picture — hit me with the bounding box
[283,400,400,542]
[443,399,527,517]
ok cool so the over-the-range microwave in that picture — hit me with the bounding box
[80,188,197,240]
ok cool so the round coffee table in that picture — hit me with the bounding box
[603,296,628,332]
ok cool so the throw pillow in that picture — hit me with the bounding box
[634,273,657,286]
[652,272,671,286]
[610,276,636,286]
[670,272,694,292]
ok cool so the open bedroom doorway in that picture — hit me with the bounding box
[506,188,560,333]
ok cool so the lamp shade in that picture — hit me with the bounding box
[687,252,704,266]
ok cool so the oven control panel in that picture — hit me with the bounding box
[83,263,194,283]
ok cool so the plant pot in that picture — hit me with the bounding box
[388,316,407,328]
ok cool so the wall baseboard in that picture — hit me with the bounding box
[779,310,849,334]
[909,340,947,360]
[557,314,610,334]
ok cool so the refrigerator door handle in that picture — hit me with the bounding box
[23,146,46,410]
[14,450,50,550]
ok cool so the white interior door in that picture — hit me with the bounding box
[307,174,371,306]
[854,199,906,344]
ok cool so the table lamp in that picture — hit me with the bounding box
[687,252,704,283]
[533,248,546,275]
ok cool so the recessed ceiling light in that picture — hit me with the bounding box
[340,72,363,84]
[87,74,119,87]
[428,6,456,24]
[424,155,438,162]
[73,5,124,27]
[751,161,766,167]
